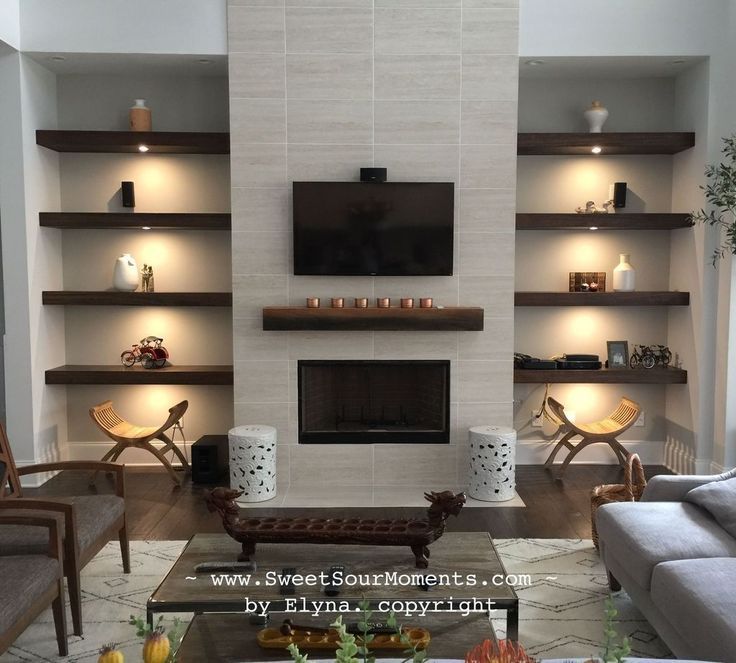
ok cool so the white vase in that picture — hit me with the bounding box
[612,253,635,292]
[113,253,139,291]
[584,100,609,133]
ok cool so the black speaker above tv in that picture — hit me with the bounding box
[293,181,455,276]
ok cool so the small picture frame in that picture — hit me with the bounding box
[607,341,629,369]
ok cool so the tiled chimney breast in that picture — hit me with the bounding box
[228,0,519,489]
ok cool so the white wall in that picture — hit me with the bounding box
[520,0,727,57]
[0,0,20,51]
[0,51,35,462]
[0,53,67,467]
[18,0,227,55]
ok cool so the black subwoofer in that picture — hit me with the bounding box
[191,435,229,484]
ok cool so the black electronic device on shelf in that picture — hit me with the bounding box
[555,354,602,370]
[514,353,557,369]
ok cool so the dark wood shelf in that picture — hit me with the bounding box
[40,212,231,230]
[45,365,233,385]
[36,130,229,154]
[517,132,695,155]
[516,213,693,231]
[514,367,687,384]
[42,291,232,307]
[263,306,484,331]
[515,291,690,307]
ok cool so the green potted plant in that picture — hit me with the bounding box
[691,134,736,264]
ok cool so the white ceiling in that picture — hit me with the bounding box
[519,55,707,79]
[25,52,228,77]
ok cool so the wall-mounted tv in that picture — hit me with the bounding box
[293,181,455,276]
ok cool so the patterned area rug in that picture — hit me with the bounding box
[1,539,669,662]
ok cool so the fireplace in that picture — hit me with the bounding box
[298,360,450,444]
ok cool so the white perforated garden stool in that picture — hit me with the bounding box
[468,425,517,502]
[228,425,277,502]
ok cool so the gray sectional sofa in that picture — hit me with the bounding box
[596,468,736,663]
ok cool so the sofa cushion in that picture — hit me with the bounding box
[0,555,58,634]
[685,476,736,538]
[651,557,736,663]
[0,495,124,556]
[596,501,736,589]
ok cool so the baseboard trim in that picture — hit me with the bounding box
[70,439,664,469]
[510,440,665,465]
[67,441,189,467]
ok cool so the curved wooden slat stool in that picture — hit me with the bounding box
[90,400,190,485]
[543,396,641,477]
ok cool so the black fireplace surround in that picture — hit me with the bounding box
[298,360,450,444]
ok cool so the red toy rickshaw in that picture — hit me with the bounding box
[120,336,169,369]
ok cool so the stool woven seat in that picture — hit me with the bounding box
[544,396,641,477]
[89,400,190,485]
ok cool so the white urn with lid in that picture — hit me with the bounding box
[113,253,139,291]
[584,100,609,133]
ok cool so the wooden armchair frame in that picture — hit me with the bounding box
[0,513,67,656]
[0,425,128,637]
[89,399,190,485]
[544,396,641,477]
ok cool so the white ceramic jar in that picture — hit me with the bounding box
[113,253,139,291]
[612,253,636,292]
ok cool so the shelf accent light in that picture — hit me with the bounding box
[589,226,598,231]
[591,146,602,154]
[138,144,149,153]
[141,226,152,231]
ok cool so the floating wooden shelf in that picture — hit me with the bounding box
[515,291,690,307]
[517,132,695,155]
[516,213,693,231]
[262,306,484,331]
[40,212,231,230]
[45,365,233,385]
[514,367,687,384]
[42,291,232,307]
[36,130,229,154]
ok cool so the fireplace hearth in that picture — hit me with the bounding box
[298,360,450,443]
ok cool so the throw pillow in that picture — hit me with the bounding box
[685,476,736,538]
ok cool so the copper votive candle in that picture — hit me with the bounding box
[306,297,320,308]
[401,297,415,308]
[331,297,345,308]
[420,297,433,308]
[354,297,369,308]
[377,297,391,308]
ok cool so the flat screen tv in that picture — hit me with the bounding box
[293,181,454,276]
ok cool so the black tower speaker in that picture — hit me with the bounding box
[612,182,627,208]
[121,181,136,208]
[191,435,229,484]
[360,167,387,182]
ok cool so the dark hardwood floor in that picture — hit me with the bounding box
[28,464,672,541]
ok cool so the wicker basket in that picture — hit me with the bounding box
[591,453,647,550]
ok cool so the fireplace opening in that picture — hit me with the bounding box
[298,360,450,444]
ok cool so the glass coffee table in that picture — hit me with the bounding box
[148,531,519,642]
[176,611,498,662]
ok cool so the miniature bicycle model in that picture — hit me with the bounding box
[120,336,169,369]
[629,344,672,369]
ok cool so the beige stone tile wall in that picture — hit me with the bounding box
[228,0,518,487]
